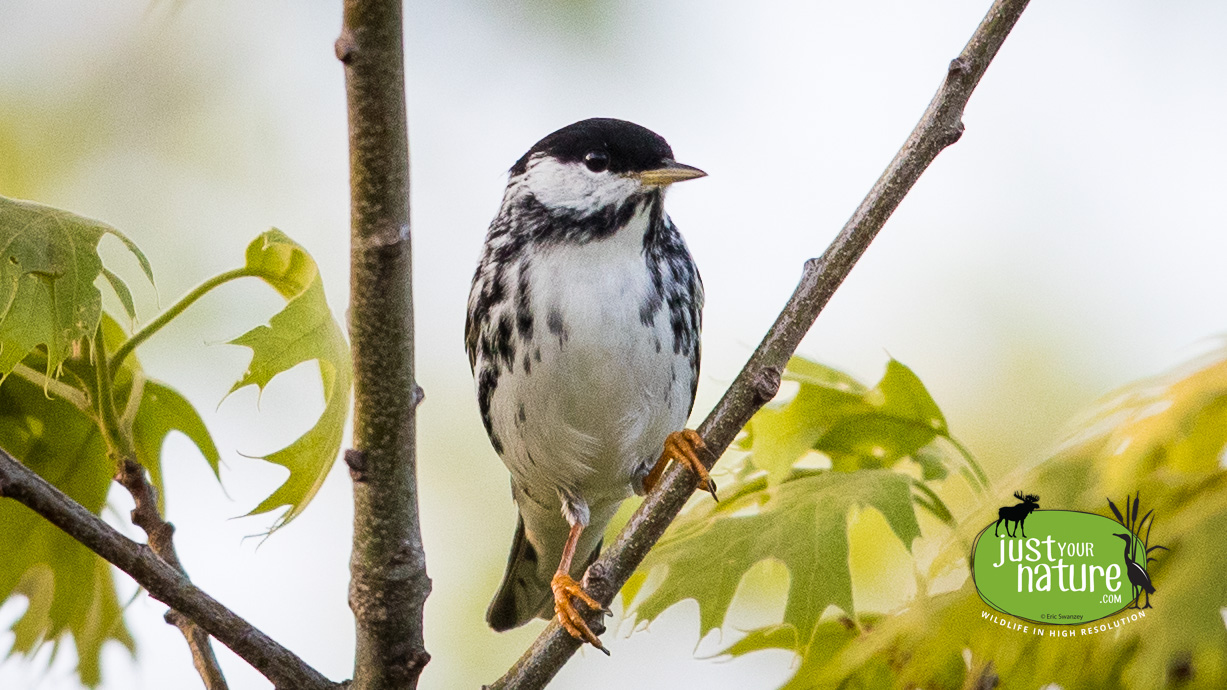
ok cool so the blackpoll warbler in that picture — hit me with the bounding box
[466,118,713,651]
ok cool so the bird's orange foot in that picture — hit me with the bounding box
[551,573,611,655]
[642,429,717,500]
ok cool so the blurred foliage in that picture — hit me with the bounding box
[622,357,983,672]
[643,351,1227,689]
[0,198,349,685]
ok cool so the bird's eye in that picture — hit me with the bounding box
[584,151,609,173]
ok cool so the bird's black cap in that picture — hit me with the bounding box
[511,118,675,176]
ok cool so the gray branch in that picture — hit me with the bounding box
[337,0,431,688]
[487,0,1032,687]
[114,454,228,690]
[0,449,337,690]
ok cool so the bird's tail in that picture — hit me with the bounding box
[486,516,602,631]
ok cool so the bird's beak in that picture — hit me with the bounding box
[634,160,707,186]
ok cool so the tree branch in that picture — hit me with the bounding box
[114,452,229,690]
[337,0,431,688]
[93,327,231,690]
[0,449,338,690]
[487,0,1032,686]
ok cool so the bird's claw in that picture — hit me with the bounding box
[551,573,610,655]
[644,429,717,500]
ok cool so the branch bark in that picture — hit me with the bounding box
[115,455,228,690]
[0,449,337,690]
[338,1,431,688]
[488,0,1032,687]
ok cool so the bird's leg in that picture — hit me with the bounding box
[551,522,611,654]
[641,429,717,500]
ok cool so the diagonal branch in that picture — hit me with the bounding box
[115,453,228,690]
[488,0,1032,687]
[337,0,431,688]
[0,449,338,690]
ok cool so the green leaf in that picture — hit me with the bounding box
[872,359,948,435]
[629,469,921,654]
[0,315,219,685]
[714,624,812,657]
[911,445,950,482]
[814,360,951,473]
[781,356,868,395]
[739,357,979,486]
[740,356,870,483]
[101,268,136,322]
[225,229,351,530]
[0,196,152,378]
[0,370,134,687]
[132,381,222,513]
[817,413,938,469]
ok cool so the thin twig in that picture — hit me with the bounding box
[110,267,254,369]
[115,455,229,690]
[338,0,431,688]
[487,0,1032,687]
[93,330,232,689]
[0,449,338,690]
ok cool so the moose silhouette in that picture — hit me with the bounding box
[994,491,1040,538]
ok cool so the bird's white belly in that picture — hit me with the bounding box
[489,228,689,508]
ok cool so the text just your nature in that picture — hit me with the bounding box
[993,536,1123,593]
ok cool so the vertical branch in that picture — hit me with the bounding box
[337,1,431,688]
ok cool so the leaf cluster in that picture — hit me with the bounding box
[619,357,984,670]
[711,350,1227,689]
[0,197,351,684]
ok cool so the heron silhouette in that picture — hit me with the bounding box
[1113,532,1155,609]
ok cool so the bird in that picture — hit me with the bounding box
[466,118,713,651]
[1112,532,1156,609]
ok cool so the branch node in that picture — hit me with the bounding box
[751,366,783,404]
[345,449,368,482]
[410,384,425,409]
[582,561,613,600]
[383,642,432,683]
[938,120,966,148]
[335,34,356,63]
[948,56,973,77]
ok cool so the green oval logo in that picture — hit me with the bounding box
[971,509,1149,624]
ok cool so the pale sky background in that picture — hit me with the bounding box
[1,0,1225,688]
